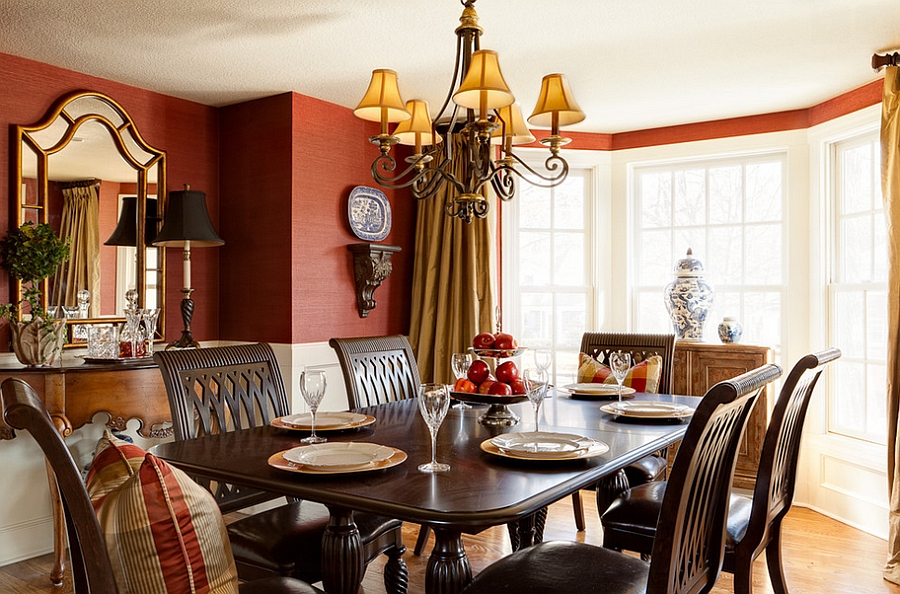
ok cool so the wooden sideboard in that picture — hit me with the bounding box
[0,359,170,585]
[672,342,775,490]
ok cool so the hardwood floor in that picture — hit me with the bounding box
[4,492,899,594]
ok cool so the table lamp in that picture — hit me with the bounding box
[152,185,223,349]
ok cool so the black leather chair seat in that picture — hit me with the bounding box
[239,576,326,594]
[228,500,403,582]
[460,541,649,594]
[623,453,668,484]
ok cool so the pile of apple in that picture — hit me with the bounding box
[452,331,524,396]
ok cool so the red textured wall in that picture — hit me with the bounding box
[218,93,414,344]
[0,52,219,346]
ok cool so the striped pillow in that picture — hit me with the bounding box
[577,352,663,393]
[86,430,145,512]
[87,438,239,594]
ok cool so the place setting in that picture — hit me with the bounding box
[269,369,405,474]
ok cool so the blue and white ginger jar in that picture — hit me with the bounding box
[718,317,743,344]
[663,248,714,342]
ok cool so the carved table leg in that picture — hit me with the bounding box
[322,506,364,594]
[505,507,548,552]
[384,542,410,594]
[43,460,66,586]
[426,527,472,594]
[595,469,631,516]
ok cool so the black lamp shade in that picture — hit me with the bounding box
[104,197,159,246]
[152,189,224,247]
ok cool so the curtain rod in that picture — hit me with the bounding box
[873,51,900,71]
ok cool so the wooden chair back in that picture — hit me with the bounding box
[329,335,421,408]
[1,378,120,594]
[154,343,288,512]
[579,332,676,393]
[743,348,841,556]
[647,363,782,594]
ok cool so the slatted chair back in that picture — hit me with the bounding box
[647,363,782,594]
[1,378,120,594]
[329,335,421,408]
[154,343,288,512]
[741,348,841,563]
[579,332,676,394]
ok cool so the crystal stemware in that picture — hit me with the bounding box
[609,351,632,404]
[300,369,327,444]
[418,383,451,473]
[534,349,552,374]
[450,352,473,409]
[524,368,549,433]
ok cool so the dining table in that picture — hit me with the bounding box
[150,390,698,594]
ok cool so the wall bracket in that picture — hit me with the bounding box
[348,243,401,318]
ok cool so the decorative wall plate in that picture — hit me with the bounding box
[348,186,391,241]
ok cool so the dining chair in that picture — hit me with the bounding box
[154,343,409,594]
[600,349,840,594]
[329,334,434,555]
[0,376,326,594]
[459,363,782,594]
[578,332,676,525]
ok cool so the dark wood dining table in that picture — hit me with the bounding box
[150,391,697,594]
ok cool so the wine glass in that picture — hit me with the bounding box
[609,351,632,404]
[534,349,552,375]
[299,369,327,444]
[524,368,549,433]
[418,383,451,473]
[451,352,473,409]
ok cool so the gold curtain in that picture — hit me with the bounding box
[409,136,495,383]
[883,66,900,585]
[50,184,100,314]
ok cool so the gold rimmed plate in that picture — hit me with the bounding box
[480,436,609,462]
[562,383,637,400]
[271,412,375,432]
[268,445,407,475]
[600,401,693,419]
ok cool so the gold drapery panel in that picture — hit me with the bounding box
[408,136,495,383]
[883,66,900,585]
[50,183,100,315]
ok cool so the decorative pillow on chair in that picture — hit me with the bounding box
[86,435,240,594]
[577,353,663,393]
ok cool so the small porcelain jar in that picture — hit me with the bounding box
[717,317,743,344]
[663,248,714,342]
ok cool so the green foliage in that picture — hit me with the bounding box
[0,221,70,321]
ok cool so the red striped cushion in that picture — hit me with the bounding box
[86,431,145,512]
[88,438,239,594]
[577,353,663,393]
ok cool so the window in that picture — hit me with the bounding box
[828,133,887,444]
[631,154,786,353]
[502,168,593,385]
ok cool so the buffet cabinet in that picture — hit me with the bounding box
[672,342,775,490]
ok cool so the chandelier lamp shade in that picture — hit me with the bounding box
[354,0,585,223]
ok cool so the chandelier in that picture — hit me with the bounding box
[353,0,585,223]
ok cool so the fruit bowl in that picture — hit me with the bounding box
[450,391,528,406]
[468,347,528,359]
[450,391,526,426]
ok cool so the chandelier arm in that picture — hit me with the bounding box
[369,154,435,190]
[411,158,465,200]
[488,167,517,202]
[498,152,571,189]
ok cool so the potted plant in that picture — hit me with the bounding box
[0,221,70,366]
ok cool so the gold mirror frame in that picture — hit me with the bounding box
[13,91,166,347]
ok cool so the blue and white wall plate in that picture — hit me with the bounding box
[348,186,391,242]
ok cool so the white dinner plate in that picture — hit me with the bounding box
[563,383,637,396]
[275,412,373,430]
[282,442,395,470]
[491,432,593,457]
[600,401,692,419]
[481,437,609,461]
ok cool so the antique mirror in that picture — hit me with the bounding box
[14,91,166,346]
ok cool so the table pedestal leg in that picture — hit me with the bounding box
[506,506,548,551]
[43,460,66,586]
[322,506,364,594]
[426,528,472,594]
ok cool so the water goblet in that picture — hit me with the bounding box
[299,369,327,444]
[524,368,549,433]
[534,349,552,374]
[450,352,473,409]
[418,383,451,473]
[609,351,632,404]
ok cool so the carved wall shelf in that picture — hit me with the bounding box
[348,243,401,318]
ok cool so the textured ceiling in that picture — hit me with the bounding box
[2,0,899,134]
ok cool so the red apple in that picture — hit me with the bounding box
[453,378,477,393]
[495,361,519,383]
[467,360,490,384]
[473,332,495,350]
[510,379,527,395]
[488,382,513,396]
[478,380,497,394]
[493,332,518,351]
